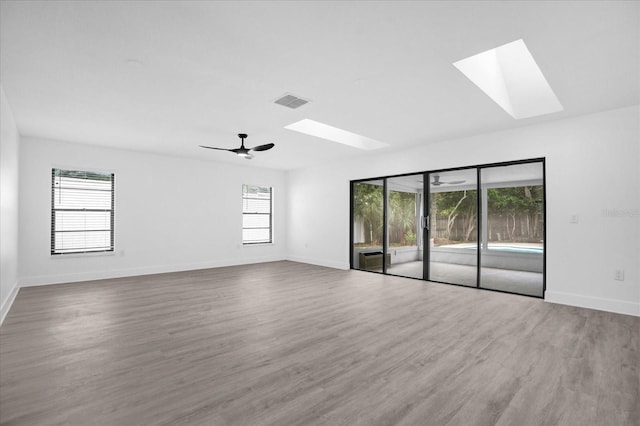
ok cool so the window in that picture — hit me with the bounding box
[242,184,273,244]
[51,168,115,255]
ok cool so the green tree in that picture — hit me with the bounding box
[389,191,417,246]
[488,186,542,241]
[432,190,477,242]
[353,184,418,246]
[353,182,383,245]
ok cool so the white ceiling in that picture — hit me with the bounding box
[1,1,638,170]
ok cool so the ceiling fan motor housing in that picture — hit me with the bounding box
[199,132,274,160]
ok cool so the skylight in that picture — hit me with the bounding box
[284,119,388,150]
[453,39,563,119]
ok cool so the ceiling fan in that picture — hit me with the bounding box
[199,133,275,160]
[431,175,466,186]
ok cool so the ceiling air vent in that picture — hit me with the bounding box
[274,93,309,109]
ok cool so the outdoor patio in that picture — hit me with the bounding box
[387,260,543,297]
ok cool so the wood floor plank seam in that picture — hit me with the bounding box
[0,261,638,425]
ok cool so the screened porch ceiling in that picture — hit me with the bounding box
[366,161,543,193]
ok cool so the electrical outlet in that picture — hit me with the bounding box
[614,270,624,281]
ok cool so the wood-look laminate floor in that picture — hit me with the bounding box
[1,261,638,426]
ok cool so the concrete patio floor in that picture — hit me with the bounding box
[386,261,543,297]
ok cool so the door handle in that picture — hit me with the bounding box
[422,216,429,230]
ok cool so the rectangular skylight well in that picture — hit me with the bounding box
[284,119,388,150]
[453,39,563,119]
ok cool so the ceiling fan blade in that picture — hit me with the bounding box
[250,143,275,152]
[443,180,466,185]
[199,145,232,151]
[200,135,274,158]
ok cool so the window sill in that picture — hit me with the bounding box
[51,251,117,259]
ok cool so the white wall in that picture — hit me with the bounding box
[287,105,640,316]
[10,105,640,317]
[19,137,287,286]
[0,86,20,323]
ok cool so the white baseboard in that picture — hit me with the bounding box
[286,255,349,270]
[0,281,20,326]
[545,291,640,317]
[19,255,287,288]
[16,261,638,318]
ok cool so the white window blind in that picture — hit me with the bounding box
[242,184,272,244]
[51,168,115,255]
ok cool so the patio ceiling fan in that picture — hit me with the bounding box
[199,133,275,160]
[431,175,466,186]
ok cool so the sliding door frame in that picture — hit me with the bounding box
[350,157,546,299]
[476,158,546,296]
[382,179,388,274]
[423,172,430,282]
[476,167,483,288]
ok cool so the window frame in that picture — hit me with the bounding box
[51,168,115,255]
[242,184,273,245]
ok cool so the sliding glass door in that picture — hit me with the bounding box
[386,175,424,279]
[350,159,545,299]
[479,162,544,297]
[352,179,385,272]
[427,168,478,287]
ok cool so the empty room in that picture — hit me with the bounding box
[1,1,638,425]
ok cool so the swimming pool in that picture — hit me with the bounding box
[439,243,544,255]
[487,246,543,254]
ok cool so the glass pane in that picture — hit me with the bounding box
[55,211,111,231]
[52,169,114,254]
[53,175,112,210]
[243,198,271,213]
[429,169,478,287]
[242,228,271,244]
[242,185,272,244]
[386,175,423,279]
[352,180,384,272]
[480,162,544,297]
[242,214,270,228]
[55,231,111,253]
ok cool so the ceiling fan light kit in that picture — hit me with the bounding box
[200,133,275,160]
